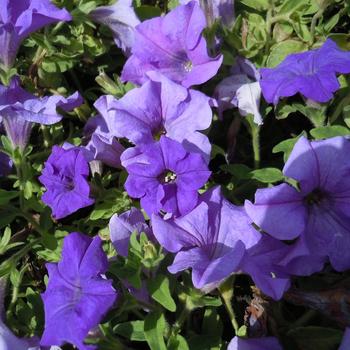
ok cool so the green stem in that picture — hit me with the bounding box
[218,277,239,334]
[252,126,260,169]
[172,300,191,335]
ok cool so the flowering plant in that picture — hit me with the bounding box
[1,0,350,349]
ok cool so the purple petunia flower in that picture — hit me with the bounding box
[245,136,350,272]
[260,39,350,104]
[121,1,223,87]
[121,136,211,217]
[90,0,140,56]
[0,151,12,176]
[227,336,282,350]
[180,0,235,28]
[84,115,124,169]
[97,72,212,161]
[339,328,350,350]
[40,232,117,350]
[39,146,95,220]
[109,207,153,257]
[0,77,82,150]
[0,0,72,69]
[152,186,290,298]
[215,57,262,124]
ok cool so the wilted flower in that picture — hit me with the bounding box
[0,0,71,68]
[228,336,282,350]
[245,136,350,272]
[84,115,124,169]
[40,233,117,350]
[0,77,82,150]
[121,1,223,87]
[39,146,94,219]
[215,57,262,124]
[121,136,211,217]
[260,39,350,104]
[91,0,140,56]
[97,71,212,161]
[152,187,290,298]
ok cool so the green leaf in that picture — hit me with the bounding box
[267,40,308,67]
[249,168,284,183]
[310,125,350,139]
[278,0,310,14]
[113,321,146,341]
[135,5,162,20]
[0,190,18,206]
[144,311,167,350]
[237,0,269,11]
[147,274,176,312]
[272,133,305,162]
[221,164,252,180]
[202,308,223,338]
[168,334,190,350]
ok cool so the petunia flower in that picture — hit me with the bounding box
[0,0,72,69]
[180,0,235,28]
[109,207,153,257]
[40,232,117,350]
[0,77,83,150]
[260,39,350,104]
[152,186,290,298]
[339,328,350,350]
[215,57,262,124]
[96,72,212,161]
[121,136,211,217]
[227,336,282,350]
[121,1,223,87]
[90,0,140,56]
[0,151,12,176]
[83,115,124,169]
[39,145,95,220]
[245,136,350,272]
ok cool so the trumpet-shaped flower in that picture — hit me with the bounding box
[152,187,290,298]
[40,233,117,350]
[0,0,71,68]
[90,0,140,56]
[121,1,223,87]
[121,136,211,217]
[39,146,94,219]
[0,77,82,149]
[245,136,350,272]
[260,39,350,104]
[97,72,212,161]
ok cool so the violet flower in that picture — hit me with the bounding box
[0,151,12,176]
[121,136,211,217]
[109,207,153,257]
[180,0,235,28]
[40,232,117,350]
[152,187,290,298]
[228,336,282,350]
[215,57,262,124]
[90,0,140,56]
[260,39,350,104]
[39,146,95,220]
[121,1,223,87]
[97,72,212,161]
[245,136,350,272]
[0,77,82,150]
[0,0,72,69]
[84,115,124,169]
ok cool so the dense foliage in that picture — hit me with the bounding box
[1,0,350,349]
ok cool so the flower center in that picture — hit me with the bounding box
[153,127,166,141]
[183,60,193,72]
[303,188,325,206]
[162,170,177,184]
